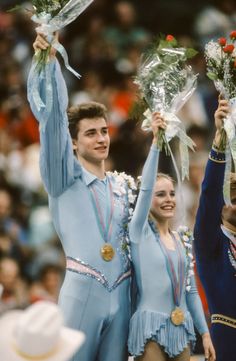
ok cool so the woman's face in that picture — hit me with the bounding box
[150,177,176,221]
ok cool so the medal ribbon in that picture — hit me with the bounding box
[159,233,185,307]
[89,178,114,243]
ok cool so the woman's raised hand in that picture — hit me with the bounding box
[151,112,167,144]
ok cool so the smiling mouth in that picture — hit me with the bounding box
[95,146,107,151]
[161,206,174,210]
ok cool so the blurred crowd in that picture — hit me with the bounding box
[0,0,236,355]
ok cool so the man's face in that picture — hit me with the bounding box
[73,117,110,164]
[221,193,236,230]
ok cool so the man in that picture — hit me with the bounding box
[194,97,236,361]
[28,33,159,361]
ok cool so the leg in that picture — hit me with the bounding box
[169,347,190,361]
[58,272,108,361]
[134,341,167,361]
[97,279,131,361]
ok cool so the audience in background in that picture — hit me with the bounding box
[0,1,231,358]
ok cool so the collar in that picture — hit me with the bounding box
[82,167,107,186]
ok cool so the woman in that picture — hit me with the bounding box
[128,113,215,361]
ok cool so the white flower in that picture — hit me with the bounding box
[108,170,136,219]
[182,235,189,242]
[184,242,192,249]
[128,193,136,204]
[205,41,222,64]
[113,189,122,196]
[178,225,188,233]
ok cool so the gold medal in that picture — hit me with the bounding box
[101,244,115,261]
[170,307,185,326]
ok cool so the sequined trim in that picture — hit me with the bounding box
[66,256,131,292]
[209,155,226,163]
[228,243,236,271]
[211,314,236,329]
[209,148,226,163]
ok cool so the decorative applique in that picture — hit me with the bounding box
[220,225,236,271]
[107,170,137,218]
[107,171,137,261]
[66,256,131,292]
[177,225,195,292]
[228,242,236,271]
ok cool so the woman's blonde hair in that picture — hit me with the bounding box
[156,172,175,184]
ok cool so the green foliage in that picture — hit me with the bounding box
[129,97,148,122]
[185,48,198,59]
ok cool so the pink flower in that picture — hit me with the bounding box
[218,37,227,46]
[223,44,235,53]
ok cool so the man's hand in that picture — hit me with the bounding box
[213,95,230,147]
[151,112,167,145]
[33,32,58,57]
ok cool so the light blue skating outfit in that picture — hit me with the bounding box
[128,145,208,358]
[27,59,133,361]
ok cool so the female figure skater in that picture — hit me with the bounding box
[128,112,215,361]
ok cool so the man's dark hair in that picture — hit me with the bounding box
[67,102,108,139]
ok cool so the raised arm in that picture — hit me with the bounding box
[27,34,81,197]
[194,97,230,256]
[129,113,165,241]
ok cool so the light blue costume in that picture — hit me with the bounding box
[128,145,208,358]
[27,59,132,361]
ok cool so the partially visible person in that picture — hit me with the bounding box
[128,113,215,361]
[0,256,29,315]
[29,263,63,304]
[0,188,28,246]
[0,300,85,361]
[104,0,150,58]
[194,96,236,361]
[194,0,236,48]
[27,31,146,361]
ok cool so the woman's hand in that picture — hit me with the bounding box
[202,332,216,361]
[151,112,167,144]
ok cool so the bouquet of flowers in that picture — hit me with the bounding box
[205,31,236,203]
[11,0,94,75]
[134,34,198,180]
[205,31,236,150]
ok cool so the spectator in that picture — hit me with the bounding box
[0,256,29,315]
[0,300,85,361]
[29,263,63,304]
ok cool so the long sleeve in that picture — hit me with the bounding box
[186,273,208,335]
[193,148,225,257]
[129,145,159,242]
[27,59,81,197]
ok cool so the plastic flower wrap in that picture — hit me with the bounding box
[11,0,94,75]
[134,35,198,180]
[205,31,236,203]
[14,0,94,132]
